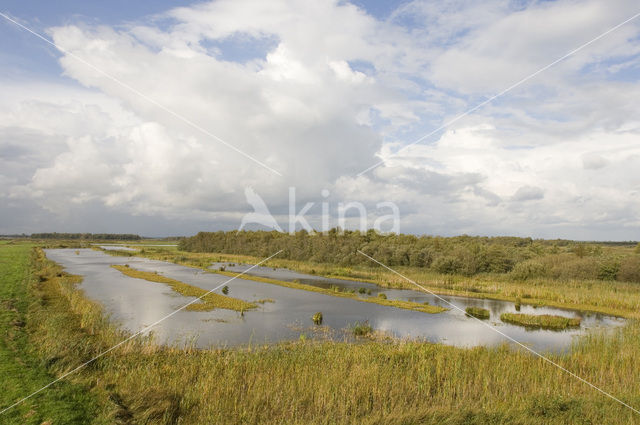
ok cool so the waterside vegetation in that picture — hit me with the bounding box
[500,313,582,330]
[465,307,491,320]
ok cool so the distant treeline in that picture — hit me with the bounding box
[31,233,141,240]
[180,230,640,283]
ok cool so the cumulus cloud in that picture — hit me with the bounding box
[1,0,640,239]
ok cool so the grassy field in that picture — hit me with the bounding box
[111,265,256,312]
[2,242,640,424]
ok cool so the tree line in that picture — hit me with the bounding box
[31,233,141,240]
[179,230,640,282]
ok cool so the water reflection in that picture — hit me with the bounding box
[98,245,139,252]
[45,249,624,353]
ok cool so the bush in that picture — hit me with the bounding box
[598,261,619,281]
[549,257,599,281]
[618,256,640,283]
[510,260,547,280]
[432,256,463,275]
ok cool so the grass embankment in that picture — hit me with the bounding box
[501,313,582,330]
[110,265,255,312]
[3,243,640,423]
[0,244,106,424]
[215,270,447,314]
[465,307,490,320]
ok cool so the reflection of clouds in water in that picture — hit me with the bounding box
[45,249,624,352]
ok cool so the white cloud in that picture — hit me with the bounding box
[1,0,640,239]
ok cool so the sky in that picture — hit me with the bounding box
[1,0,640,240]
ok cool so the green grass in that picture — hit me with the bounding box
[465,307,490,320]
[500,313,582,330]
[2,243,640,424]
[0,244,103,424]
[111,265,255,312]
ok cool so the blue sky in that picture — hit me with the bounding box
[1,0,640,239]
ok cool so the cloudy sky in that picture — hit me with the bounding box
[1,0,639,240]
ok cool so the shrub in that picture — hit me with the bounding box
[432,256,463,275]
[510,260,547,280]
[378,293,387,300]
[618,256,640,283]
[312,312,323,325]
[598,260,619,281]
[549,257,599,281]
